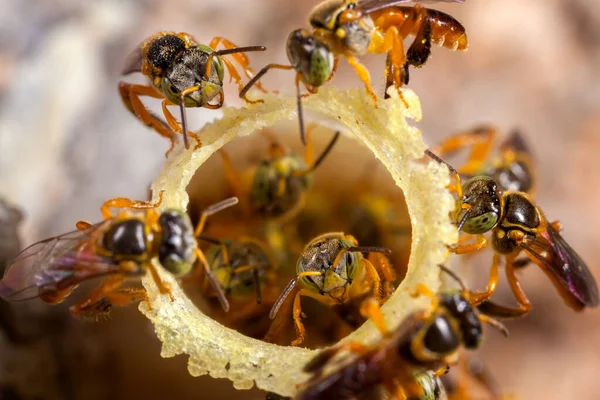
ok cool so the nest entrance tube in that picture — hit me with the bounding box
[140,87,457,396]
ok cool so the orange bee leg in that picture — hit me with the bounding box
[193,196,239,237]
[431,126,497,176]
[469,252,500,305]
[146,262,174,301]
[220,57,262,105]
[160,98,201,151]
[360,258,383,303]
[450,234,488,255]
[503,255,533,315]
[99,190,164,220]
[208,37,267,92]
[104,287,149,308]
[118,82,177,156]
[410,283,441,319]
[326,57,340,83]
[367,252,397,300]
[218,149,251,216]
[359,297,388,336]
[69,274,126,318]
[218,149,246,201]
[345,55,378,107]
[76,287,150,320]
[291,289,338,346]
[382,26,409,106]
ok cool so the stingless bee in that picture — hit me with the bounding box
[0,193,238,319]
[220,129,340,221]
[295,266,507,399]
[269,232,394,345]
[426,151,599,317]
[120,31,266,154]
[240,0,467,144]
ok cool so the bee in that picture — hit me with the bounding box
[119,31,266,154]
[220,129,340,221]
[240,0,467,144]
[198,235,277,313]
[427,151,600,316]
[269,232,394,345]
[431,126,535,194]
[0,193,238,319]
[295,266,507,400]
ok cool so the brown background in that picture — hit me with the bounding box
[0,0,599,399]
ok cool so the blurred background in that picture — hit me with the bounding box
[0,0,599,398]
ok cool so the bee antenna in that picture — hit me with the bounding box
[425,149,459,176]
[425,149,464,198]
[252,267,263,305]
[437,264,467,293]
[347,246,392,255]
[295,131,341,177]
[456,208,471,232]
[269,277,299,319]
[479,314,509,338]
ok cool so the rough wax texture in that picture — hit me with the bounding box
[139,87,458,396]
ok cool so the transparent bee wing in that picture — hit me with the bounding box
[0,221,122,302]
[522,224,599,308]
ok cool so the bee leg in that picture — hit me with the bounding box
[325,58,340,83]
[218,149,251,216]
[359,297,388,336]
[345,55,377,107]
[161,98,203,151]
[194,248,230,311]
[382,27,408,107]
[99,191,164,220]
[208,36,268,93]
[469,253,500,305]
[84,287,150,319]
[360,258,383,303]
[105,287,149,308]
[450,234,488,255]
[430,126,497,175]
[503,255,532,315]
[69,274,126,319]
[410,283,440,318]
[367,253,396,300]
[118,82,177,156]
[219,57,263,105]
[291,289,337,346]
[147,263,175,302]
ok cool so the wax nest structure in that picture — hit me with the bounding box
[139,87,457,397]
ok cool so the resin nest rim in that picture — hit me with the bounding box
[139,86,457,397]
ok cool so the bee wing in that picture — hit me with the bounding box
[358,0,465,14]
[121,44,144,75]
[0,221,122,302]
[521,224,599,308]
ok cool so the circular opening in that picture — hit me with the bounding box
[185,122,412,347]
[141,87,456,395]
